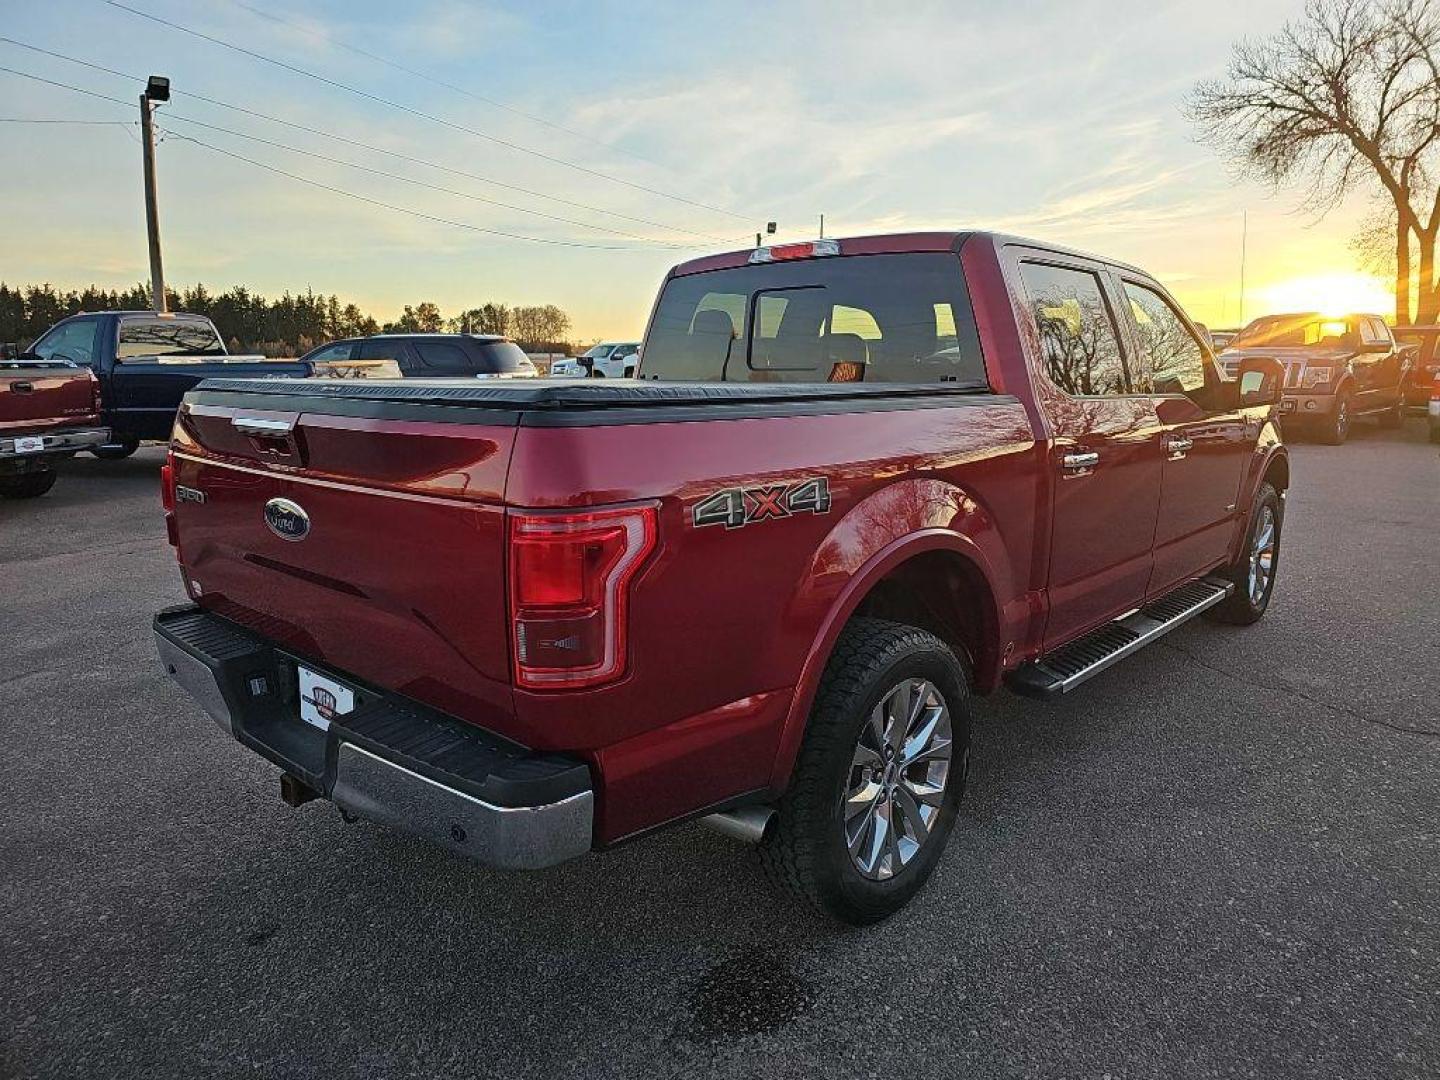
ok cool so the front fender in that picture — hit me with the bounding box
[767,477,1019,791]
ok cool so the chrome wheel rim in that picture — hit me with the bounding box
[843,678,952,880]
[1248,504,1277,604]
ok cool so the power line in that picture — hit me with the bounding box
[160,128,668,251]
[105,1,751,222]
[0,64,700,251]
[0,36,739,243]
[0,117,132,124]
[223,0,664,169]
[155,110,690,246]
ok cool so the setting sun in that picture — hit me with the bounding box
[1255,272,1395,320]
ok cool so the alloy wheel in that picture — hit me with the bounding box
[843,678,953,880]
[1249,504,1277,604]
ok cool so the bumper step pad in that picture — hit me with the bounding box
[1007,577,1233,698]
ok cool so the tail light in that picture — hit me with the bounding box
[1431,371,1440,401]
[508,504,658,690]
[160,449,178,548]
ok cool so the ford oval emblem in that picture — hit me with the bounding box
[264,497,310,542]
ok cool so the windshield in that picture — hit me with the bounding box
[583,344,616,358]
[641,253,986,385]
[473,340,534,373]
[1233,315,1353,348]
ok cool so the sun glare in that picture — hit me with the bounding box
[1256,272,1394,320]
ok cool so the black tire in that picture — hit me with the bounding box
[91,436,140,460]
[1318,391,1351,445]
[758,618,971,925]
[1208,482,1283,625]
[1378,398,1405,428]
[624,366,635,378]
[0,470,58,499]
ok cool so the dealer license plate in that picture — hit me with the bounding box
[297,665,356,731]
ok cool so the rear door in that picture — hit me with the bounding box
[1117,276,1249,594]
[1011,254,1164,649]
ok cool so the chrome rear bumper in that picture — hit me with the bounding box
[153,606,594,870]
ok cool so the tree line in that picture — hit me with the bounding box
[0,282,579,355]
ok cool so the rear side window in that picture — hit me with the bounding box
[1123,281,1207,394]
[413,340,473,372]
[1018,262,1127,397]
[641,253,985,385]
[32,317,101,366]
[1361,318,1389,345]
[117,317,224,358]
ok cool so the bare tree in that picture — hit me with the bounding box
[1188,0,1440,324]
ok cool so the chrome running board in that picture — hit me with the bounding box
[1008,576,1233,698]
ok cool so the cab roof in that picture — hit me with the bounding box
[668,230,1150,279]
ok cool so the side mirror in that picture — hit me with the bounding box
[1237,356,1284,408]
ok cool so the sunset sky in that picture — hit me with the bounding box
[1,0,1396,340]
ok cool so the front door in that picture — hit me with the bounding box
[1012,256,1165,650]
[1117,278,1250,594]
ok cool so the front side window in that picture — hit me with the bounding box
[1123,281,1207,394]
[32,317,100,365]
[1018,262,1128,396]
[117,317,224,358]
[642,253,985,385]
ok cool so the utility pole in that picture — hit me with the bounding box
[818,213,824,239]
[140,76,170,314]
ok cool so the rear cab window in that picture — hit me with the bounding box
[117,316,225,359]
[640,253,986,386]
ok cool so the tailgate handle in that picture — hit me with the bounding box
[231,416,295,436]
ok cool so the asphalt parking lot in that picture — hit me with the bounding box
[2,418,1437,1080]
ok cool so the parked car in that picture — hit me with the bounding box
[1429,370,1440,443]
[18,311,311,459]
[152,231,1289,924]
[1391,324,1440,407]
[1218,312,1414,444]
[1209,329,1239,350]
[300,334,538,379]
[0,356,107,498]
[549,341,640,378]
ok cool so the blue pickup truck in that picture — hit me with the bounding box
[18,311,311,458]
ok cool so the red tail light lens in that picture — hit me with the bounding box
[160,450,178,547]
[508,504,657,689]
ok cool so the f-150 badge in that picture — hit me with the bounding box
[691,477,832,530]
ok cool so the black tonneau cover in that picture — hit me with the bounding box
[188,377,1008,427]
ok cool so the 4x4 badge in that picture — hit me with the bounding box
[692,477,832,530]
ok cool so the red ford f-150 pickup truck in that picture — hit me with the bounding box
[152,232,1290,923]
[1,358,108,499]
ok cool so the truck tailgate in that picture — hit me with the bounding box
[0,367,97,433]
[171,399,519,734]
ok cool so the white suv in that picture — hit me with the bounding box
[549,341,641,379]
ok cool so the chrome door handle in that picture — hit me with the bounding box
[1166,436,1193,458]
[231,416,295,436]
[1061,451,1100,474]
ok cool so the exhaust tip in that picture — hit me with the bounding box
[700,805,776,845]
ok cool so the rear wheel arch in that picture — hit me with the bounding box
[769,532,1003,793]
[1262,449,1289,496]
